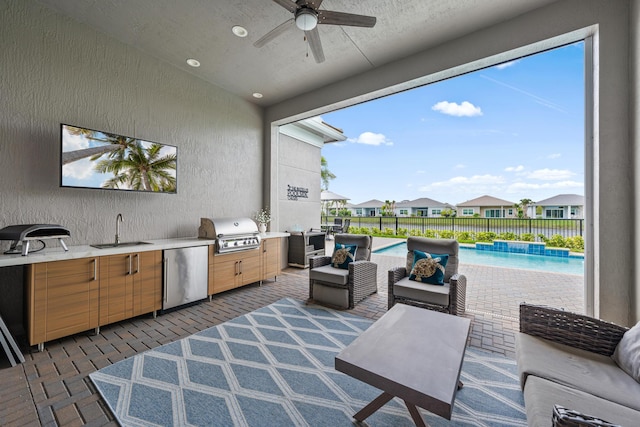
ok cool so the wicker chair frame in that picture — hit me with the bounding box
[552,405,622,427]
[308,236,377,309]
[519,304,628,357]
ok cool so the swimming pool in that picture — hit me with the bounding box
[374,242,584,275]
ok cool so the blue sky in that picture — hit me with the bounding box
[320,42,584,206]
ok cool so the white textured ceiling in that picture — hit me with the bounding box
[35,0,558,107]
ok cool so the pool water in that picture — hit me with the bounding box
[374,242,584,275]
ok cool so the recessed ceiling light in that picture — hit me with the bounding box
[232,25,248,38]
[252,92,263,99]
[186,58,200,67]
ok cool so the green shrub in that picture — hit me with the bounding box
[537,233,547,242]
[397,228,408,237]
[371,227,381,235]
[546,234,567,248]
[358,227,370,235]
[424,229,436,238]
[439,230,454,239]
[498,232,518,241]
[383,227,395,235]
[565,236,584,251]
[409,228,422,236]
[456,231,474,242]
[520,233,535,242]
[476,231,497,242]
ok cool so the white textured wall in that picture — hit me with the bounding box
[277,134,322,233]
[632,0,640,324]
[0,1,264,249]
[266,0,635,325]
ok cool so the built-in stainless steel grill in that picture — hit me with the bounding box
[198,217,261,253]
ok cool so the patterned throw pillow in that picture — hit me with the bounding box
[331,244,357,269]
[409,250,449,285]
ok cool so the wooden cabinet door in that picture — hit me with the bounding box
[211,253,240,294]
[133,250,162,316]
[27,258,99,346]
[238,250,261,285]
[99,253,134,325]
[262,238,280,281]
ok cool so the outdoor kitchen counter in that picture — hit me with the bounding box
[0,233,289,268]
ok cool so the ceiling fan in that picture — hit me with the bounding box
[254,0,377,63]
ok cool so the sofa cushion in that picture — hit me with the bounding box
[516,332,640,411]
[409,250,448,285]
[309,264,349,286]
[392,276,450,307]
[523,375,640,427]
[312,283,349,309]
[612,320,640,382]
[331,243,357,269]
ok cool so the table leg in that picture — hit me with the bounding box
[405,401,428,427]
[458,380,464,390]
[353,391,394,421]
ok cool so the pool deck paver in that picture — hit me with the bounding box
[0,236,584,426]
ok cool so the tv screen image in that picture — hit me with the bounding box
[60,124,177,193]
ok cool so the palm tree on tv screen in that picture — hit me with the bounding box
[95,142,176,192]
[62,127,136,165]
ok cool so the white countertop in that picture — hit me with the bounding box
[0,232,289,268]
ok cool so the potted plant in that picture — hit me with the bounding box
[254,208,271,234]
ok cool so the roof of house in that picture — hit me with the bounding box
[396,197,447,207]
[456,195,515,207]
[352,199,385,208]
[535,194,585,206]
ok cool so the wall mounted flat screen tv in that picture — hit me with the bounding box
[60,124,177,194]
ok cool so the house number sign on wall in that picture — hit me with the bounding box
[288,185,309,200]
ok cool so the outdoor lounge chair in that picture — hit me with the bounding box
[309,234,377,309]
[388,237,466,315]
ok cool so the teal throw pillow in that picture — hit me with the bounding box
[409,250,449,285]
[332,243,357,269]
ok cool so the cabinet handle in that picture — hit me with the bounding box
[164,258,168,303]
[134,254,140,274]
[239,260,242,275]
[92,258,97,281]
[127,255,132,275]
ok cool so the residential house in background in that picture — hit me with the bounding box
[535,194,585,219]
[351,199,385,217]
[395,198,452,217]
[456,195,517,218]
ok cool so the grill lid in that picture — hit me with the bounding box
[198,217,260,253]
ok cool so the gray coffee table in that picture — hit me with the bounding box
[335,304,471,426]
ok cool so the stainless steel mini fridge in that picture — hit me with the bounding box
[163,245,208,310]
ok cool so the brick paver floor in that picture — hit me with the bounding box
[0,237,584,426]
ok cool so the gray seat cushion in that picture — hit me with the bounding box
[523,375,640,427]
[392,276,450,306]
[516,332,640,411]
[309,264,349,286]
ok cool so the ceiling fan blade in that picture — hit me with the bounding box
[254,19,294,48]
[272,0,298,13]
[305,27,325,63]
[318,10,376,27]
[298,0,323,8]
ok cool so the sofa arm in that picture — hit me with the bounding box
[349,261,378,307]
[449,273,467,315]
[552,405,622,427]
[309,255,331,269]
[387,267,407,309]
[519,304,628,357]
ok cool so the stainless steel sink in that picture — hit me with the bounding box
[90,241,152,249]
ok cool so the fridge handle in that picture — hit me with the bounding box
[164,258,168,303]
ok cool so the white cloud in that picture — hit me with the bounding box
[419,174,505,192]
[548,153,562,159]
[61,128,89,151]
[454,164,466,169]
[348,131,393,146]
[432,101,483,117]
[505,165,525,172]
[507,180,584,192]
[526,168,575,180]
[62,157,94,179]
[495,60,520,70]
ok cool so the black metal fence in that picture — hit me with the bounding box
[322,216,584,240]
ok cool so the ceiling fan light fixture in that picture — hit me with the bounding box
[295,8,318,31]
[231,25,248,38]
[186,58,200,67]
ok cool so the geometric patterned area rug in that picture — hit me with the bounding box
[90,298,526,426]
